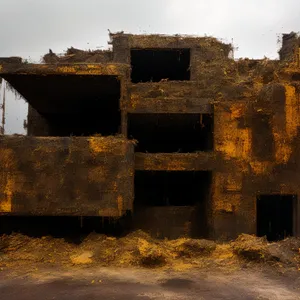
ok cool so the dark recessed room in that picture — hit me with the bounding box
[130,48,190,83]
[257,194,295,241]
[128,113,213,153]
[134,170,212,238]
[3,74,121,136]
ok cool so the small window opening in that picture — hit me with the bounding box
[131,49,190,83]
[128,113,213,153]
[4,74,121,136]
[257,194,295,241]
[134,171,212,238]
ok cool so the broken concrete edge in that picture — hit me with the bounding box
[0,31,297,66]
[278,31,300,61]
[0,63,130,77]
[0,57,22,64]
[110,32,232,50]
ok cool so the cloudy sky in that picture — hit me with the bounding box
[1,0,300,133]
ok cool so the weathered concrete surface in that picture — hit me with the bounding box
[43,47,113,64]
[0,136,134,216]
[0,63,129,76]
[212,82,300,239]
[110,33,232,64]
[128,82,212,113]
[135,153,215,171]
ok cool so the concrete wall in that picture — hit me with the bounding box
[0,136,134,217]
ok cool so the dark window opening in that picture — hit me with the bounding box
[131,49,190,83]
[4,74,121,136]
[134,171,212,238]
[128,113,213,153]
[135,171,212,207]
[252,113,274,161]
[257,194,295,241]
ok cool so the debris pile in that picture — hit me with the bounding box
[1,232,300,271]
[231,234,300,268]
[165,238,216,257]
[231,234,269,261]
[42,47,112,63]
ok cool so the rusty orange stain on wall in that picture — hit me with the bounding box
[215,103,251,161]
[0,148,16,212]
[213,173,241,213]
[117,195,123,215]
[285,85,299,140]
[0,177,13,212]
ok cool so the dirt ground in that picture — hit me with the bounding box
[1,265,300,299]
[1,231,300,299]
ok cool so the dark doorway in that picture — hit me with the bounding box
[257,194,295,241]
[128,113,213,153]
[131,49,190,83]
[134,171,212,238]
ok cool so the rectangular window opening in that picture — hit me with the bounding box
[134,170,212,238]
[4,74,121,136]
[131,48,190,83]
[128,113,213,153]
[257,194,295,241]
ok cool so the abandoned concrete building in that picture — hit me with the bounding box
[0,32,300,241]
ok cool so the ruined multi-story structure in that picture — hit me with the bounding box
[1,32,300,241]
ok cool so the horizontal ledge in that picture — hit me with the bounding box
[126,98,213,114]
[130,81,194,86]
[0,208,123,217]
[135,152,215,171]
[0,63,130,76]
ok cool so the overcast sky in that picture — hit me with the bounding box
[1,0,300,133]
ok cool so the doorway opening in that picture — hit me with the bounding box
[256,194,296,241]
[134,171,212,238]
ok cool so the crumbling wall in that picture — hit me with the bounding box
[212,79,300,239]
[43,48,113,63]
[0,136,134,216]
[279,32,300,62]
[110,33,232,63]
[128,82,211,113]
